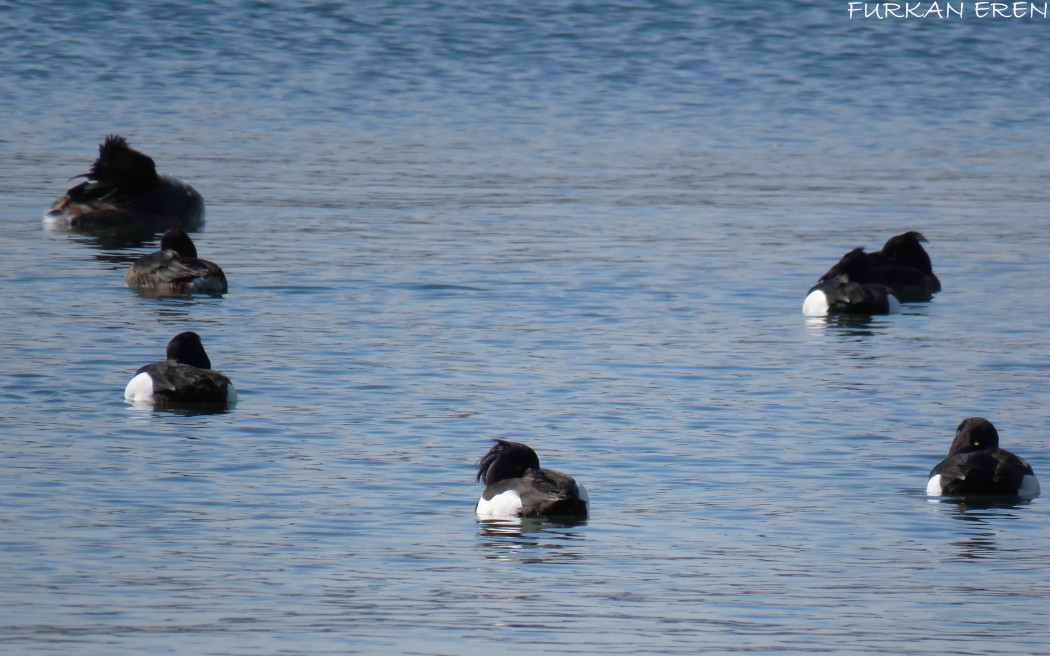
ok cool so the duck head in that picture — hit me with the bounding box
[949,417,1000,456]
[166,331,212,370]
[475,439,541,486]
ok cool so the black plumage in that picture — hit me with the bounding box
[819,231,940,302]
[928,417,1038,497]
[807,247,899,315]
[127,332,234,406]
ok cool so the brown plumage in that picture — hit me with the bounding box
[124,228,227,294]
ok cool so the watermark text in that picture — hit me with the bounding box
[848,2,1050,18]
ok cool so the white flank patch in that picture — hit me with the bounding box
[887,293,901,314]
[124,372,155,402]
[926,474,943,496]
[802,289,828,316]
[476,490,523,517]
[225,383,238,406]
[1019,474,1041,498]
[577,482,590,508]
[42,211,68,230]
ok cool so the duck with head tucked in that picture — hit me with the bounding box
[124,227,227,295]
[803,247,901,316]
[475,439,589,518]
[864,231,941,301]
[46,135,204,233]
[807,231,940,313]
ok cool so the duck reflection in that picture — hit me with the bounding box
[56,224,173,251]
[928,496,1032,560]
[93,249,153,267]
[476,516,588,563]
[125,399,235,417]
[804,312,887,337]
[125,295,225,324]
[130,286,225,301]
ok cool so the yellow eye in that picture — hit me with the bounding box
[974,441,981,446]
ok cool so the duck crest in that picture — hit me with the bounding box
[166,331,212,370]
[475,439,541,486]
[89,134,159,192]
[878,231,933,273]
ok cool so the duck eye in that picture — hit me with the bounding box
[973,441,980,446]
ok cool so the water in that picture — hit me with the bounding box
[2,1,1050,653]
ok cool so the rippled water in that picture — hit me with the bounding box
[3,2,1050,654]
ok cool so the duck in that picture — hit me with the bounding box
[867,231,941,300]
[45,134,204,232]
[124,228,228,294]
[124,332,236,406]
[803,247,901,316]
[814,231,940,303]
[926,417,1039,498]
[475,439,589,518]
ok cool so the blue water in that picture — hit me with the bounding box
[3,2,1050,654]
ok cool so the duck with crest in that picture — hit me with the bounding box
[46,134,204,232]
[808,231,940,311]
[475,439,589,518]
[862,231,941,300]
